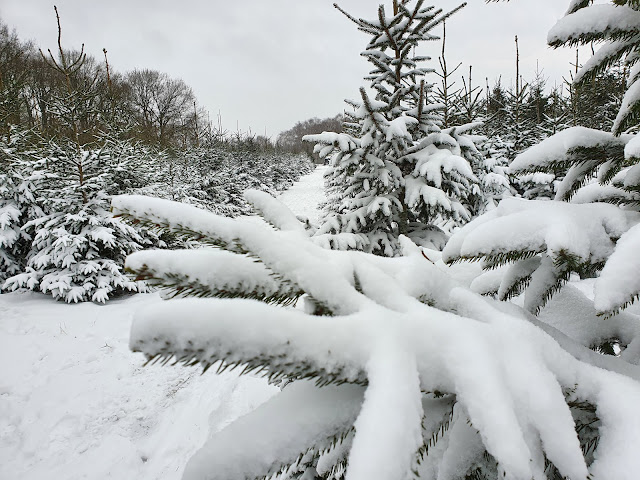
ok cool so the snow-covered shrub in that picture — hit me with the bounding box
[305,2,480,256]
[113,189,640,480]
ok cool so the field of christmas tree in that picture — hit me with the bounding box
[2,0,640,479]
[0,167,327,479]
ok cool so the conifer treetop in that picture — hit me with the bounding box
[493,0,640,135]
[334,1,466,115]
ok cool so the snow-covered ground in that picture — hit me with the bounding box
[0,166,327,480]
[276,165,328,226]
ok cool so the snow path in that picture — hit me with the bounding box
[277,165,328,225]
[0,166,326,480]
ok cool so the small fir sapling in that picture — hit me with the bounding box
[3,138,148,302]
[434,24,488,217]
[0,131,47,286]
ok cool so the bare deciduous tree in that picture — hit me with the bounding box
[126,69,195,147]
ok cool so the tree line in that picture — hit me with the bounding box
[0,14,286,151]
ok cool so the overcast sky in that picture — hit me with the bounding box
[2,0,587,138]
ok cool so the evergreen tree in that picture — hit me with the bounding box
[482,79,509,139]
[448,0,640,317]
[568,64,627,131]
[456,66,484,126]
[112,186,640,480]
[539,85,568,137]
[477,79,518,207]
[307,1,478,255]
[2,136,148,302]
[510,80,563,201]
[476,135,515,209]
[525,65,551,141]
[433,26,488,217]
[2,7,147,302]
[433,20,462,130]
[501,37,537,156]
[0,129,47,286]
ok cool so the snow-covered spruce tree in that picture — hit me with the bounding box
[0,171,24,284]
[113,189,640,480]
[477,81,518,209]
[446,0,640,317]
[0,129,48,286]
[539,86,568,138]
[3,136,148,302]
[433,26,487,218]
[432,20,462,130]
[566,59,627,133]
[2,10,147,302]
[498,37,536,159]
[475,136,515,210]
[306,1,478,255]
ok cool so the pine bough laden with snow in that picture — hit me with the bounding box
[449,0,640,317]
[114,189,640,480]
[305,1,480,256]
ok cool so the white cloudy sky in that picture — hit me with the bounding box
[2,0,588,138]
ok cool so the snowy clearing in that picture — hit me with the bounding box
[0,166,326,480]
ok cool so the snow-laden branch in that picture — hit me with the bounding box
[119,190,640,480]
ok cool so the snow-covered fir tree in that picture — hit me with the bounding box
[539,86,568,138]
[113,187,640,480]
[500,37,536,158]
[2,13,148,302]
[433,27,488,218]
[566,60,627,132]
[477,80,518,208]
[432,20,462,130]
[306,1,478,255]
[455,66,484,127]
[3,136,148,302]
[475,135,515,209]
[446,0,640,318]
[441,122,487,219]
[0,129,47,286]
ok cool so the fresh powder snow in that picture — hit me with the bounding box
[0,166,328,480]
